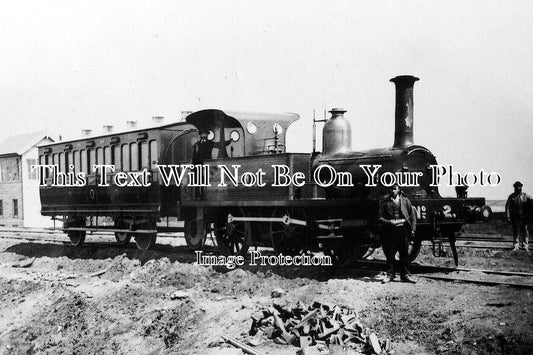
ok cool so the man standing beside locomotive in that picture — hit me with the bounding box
[379,184,417,284]
[505,181,532,251]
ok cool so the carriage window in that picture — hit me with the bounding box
[65,152,72,172]
[80,150,87,174]
[113,145,122,171]
[74,151,80,173]
[104,146,111,165]
[122,144,130,171]
[130,142,139,171]
[43,155,49,178]
[88,149,95,173]
[96,147,103,165]
[150,140,158,168]
[58,153,65,173]
[140,142,149,169]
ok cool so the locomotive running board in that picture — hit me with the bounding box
[230,216,330,231]
[228,216,366,231]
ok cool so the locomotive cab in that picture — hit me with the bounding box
[185,109,299,157]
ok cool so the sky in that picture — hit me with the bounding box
[1,0,532,199]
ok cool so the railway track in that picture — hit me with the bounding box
[1,227,530,289]
[352,260,533,290]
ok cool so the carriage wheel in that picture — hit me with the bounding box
[134,233,157,251]
[65,217,86,246]
[68,230,86,246]
[114,220,131,246]
[215,208,250,256]
[269,208,308,256]
[134,220,157,251]
[184,220,206,250]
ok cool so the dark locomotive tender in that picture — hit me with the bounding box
[39,75,491,265]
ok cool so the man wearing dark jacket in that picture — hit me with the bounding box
[379,184,417,283]
[506,181,531,251]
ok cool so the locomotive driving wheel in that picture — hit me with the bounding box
[184,220,207,250]
[269,208,308,256]
[215,208,250,256]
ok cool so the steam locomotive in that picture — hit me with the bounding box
[38,75,491,265]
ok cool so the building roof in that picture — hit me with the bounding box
[0,132,55,157]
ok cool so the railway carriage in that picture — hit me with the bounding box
[39,75,491,265]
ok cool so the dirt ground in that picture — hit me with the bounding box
[0,233,532,355]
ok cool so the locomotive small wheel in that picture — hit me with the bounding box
[408,239,422,262]
[340,228,372,262]
[134,233,157,251]
[68,231,86,247]
[214,208,250,256]
[269,208,308,256]
[184,220,206,250]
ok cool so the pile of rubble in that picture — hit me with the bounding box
[246,301,393,354]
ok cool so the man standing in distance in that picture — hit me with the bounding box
[506,181,532,251]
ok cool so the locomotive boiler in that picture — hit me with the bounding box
[38,75,491,265]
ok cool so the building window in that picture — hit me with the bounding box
[13,199,18,217]
[0,200,3,216]
[27,159,37,179]
[0,158,21,182]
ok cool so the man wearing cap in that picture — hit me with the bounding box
[379,184,417,283]
[505,181,532,251]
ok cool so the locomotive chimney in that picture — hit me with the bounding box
[322,108,352,155]
[390,75,419,149]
